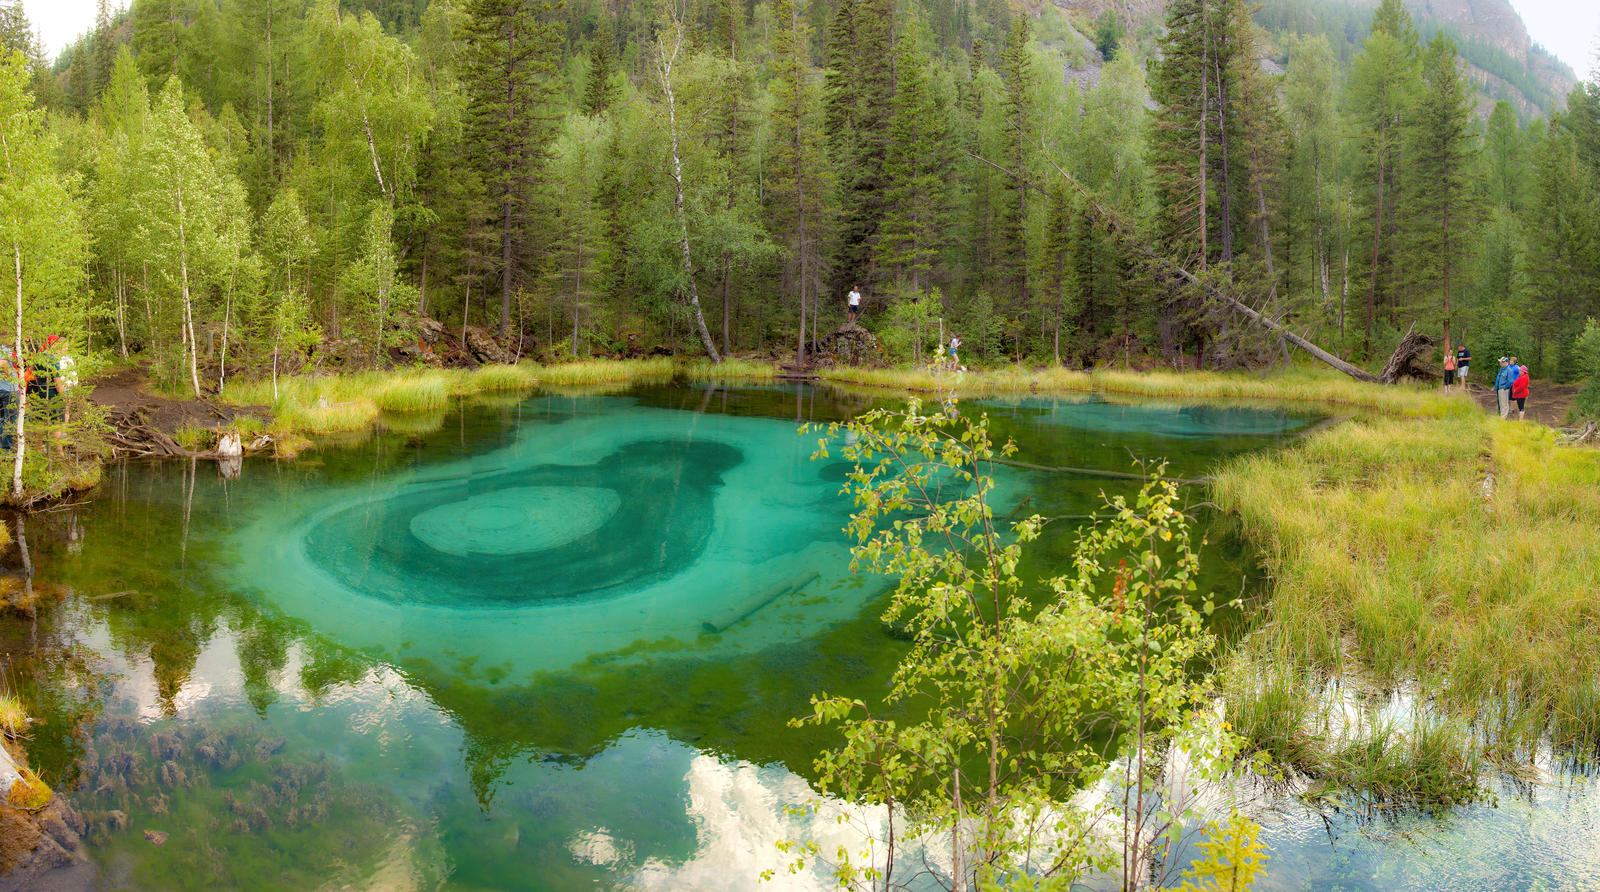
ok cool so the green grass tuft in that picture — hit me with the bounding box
[372,374,449,413]
[472,363,540,392]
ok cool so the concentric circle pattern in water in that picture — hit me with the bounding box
[20,386,1593,891]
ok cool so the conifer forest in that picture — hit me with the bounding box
[0,0,1596,382]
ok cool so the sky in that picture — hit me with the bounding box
[17,0,1600,80]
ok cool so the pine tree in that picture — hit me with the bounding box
[827,0,895,298]
[1521,128,1600,376]
[1406,32,1480,347]
[581,13,618,117]
[1482,100,1526,212]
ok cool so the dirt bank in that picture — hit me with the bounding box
[88,367,267,457]
[1461,379,1581,427]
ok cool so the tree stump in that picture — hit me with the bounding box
[1379,327,1438,384]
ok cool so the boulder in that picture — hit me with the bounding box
[463,327,513,365]
[803,323,883,367]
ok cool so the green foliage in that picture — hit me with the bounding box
[1174,811,1269,892]
[1092,11,1123,62]
[1574,317,1600,382]
[786,400,1254,889]
[1571,380,1600,422]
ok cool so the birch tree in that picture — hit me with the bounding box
[652,12,722,363]
[0,52,89,499]
[137,78,248,399]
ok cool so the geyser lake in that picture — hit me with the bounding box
[6,383,1599,890]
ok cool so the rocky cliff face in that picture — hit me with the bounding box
[1047,0,1579,119]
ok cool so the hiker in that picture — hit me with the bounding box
[0,348,16,451]
[1455,343,1471,388]
[54,336,77,427]
[948,334,961,369]
[1511,357,1529,421]
[26,338,58,422]
[1493,356,1514,418]
[1443,348,1456,386]
[846,285,862,323]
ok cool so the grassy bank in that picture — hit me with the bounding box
[822,365,1473,417]
[1213,411,1600,795]
[216,359,778,440]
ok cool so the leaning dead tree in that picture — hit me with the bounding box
[1025,153,1383,383]
[970,146,1391,383]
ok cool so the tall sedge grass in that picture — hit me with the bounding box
[682,358,777,381]
[471,363,540,392]
[822,365,1472,416]
[1215,412,1600,780]
[219,358,770,438]
[372,374,449,412]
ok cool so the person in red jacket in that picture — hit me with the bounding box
[1510,357,1530,421]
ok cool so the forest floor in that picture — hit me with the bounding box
[1461,379,1581,426]
[87,366,266,442]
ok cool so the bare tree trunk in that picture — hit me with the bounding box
[1366,138,1385,356]
[11,243,25,500]
[177,187,202,400]
[219,265,236,393]
[656,23,721,363]
[572,233,583,355]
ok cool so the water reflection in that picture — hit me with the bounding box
[0,384,1358,890]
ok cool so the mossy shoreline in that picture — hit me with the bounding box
[1213,409,1600,804]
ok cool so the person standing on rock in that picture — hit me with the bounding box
[1493,356,1514,418]
[847,285,861,323]
[1455,342,1471,388]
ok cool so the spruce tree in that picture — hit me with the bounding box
[461,0,563,338]
[769,0,831,363]
[1347,0,1420,354]
[1406,32,1480,347]
[877,34,952,309]
[993,17,1033,334]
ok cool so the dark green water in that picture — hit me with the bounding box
[1,384,1335,890]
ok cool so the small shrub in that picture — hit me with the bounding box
[0,694,27,738]
[7,768,51,811]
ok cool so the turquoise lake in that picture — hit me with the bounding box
[5,382,1595,890]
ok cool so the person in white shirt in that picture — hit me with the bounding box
[948,335,961,367]
[847,286,862,323]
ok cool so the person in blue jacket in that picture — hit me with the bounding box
[1493,356,1515,417]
